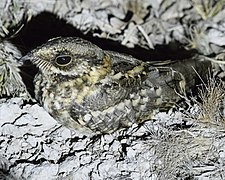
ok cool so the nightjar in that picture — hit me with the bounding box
[22,37,211,134]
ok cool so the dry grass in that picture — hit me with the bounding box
[198,78,224,122]
[185,74,225,126]
[191,0,225,20]
[184,26,206,51]
[0,41,29,97]
[186,0,225,51]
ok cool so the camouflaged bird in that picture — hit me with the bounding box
[22,37,211,134]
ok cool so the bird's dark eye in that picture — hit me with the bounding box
[55,55,72,66]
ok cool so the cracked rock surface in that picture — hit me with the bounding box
[1,0,225,179]
[1,98,225,179]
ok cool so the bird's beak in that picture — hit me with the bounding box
[20,53,34,64]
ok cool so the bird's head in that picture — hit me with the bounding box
[21,37,106,77]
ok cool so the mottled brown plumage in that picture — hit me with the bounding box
[22,37,211,134]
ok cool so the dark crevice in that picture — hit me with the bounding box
[11,11,195,61]
[19,62,38,97]
[121,143,128,156]
[123,10,134,22]
[169,120,193,131]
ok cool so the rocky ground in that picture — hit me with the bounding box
[1,0,225,179]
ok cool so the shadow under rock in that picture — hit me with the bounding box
[10,11,196,59]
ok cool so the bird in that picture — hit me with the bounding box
[21,37,211,134]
